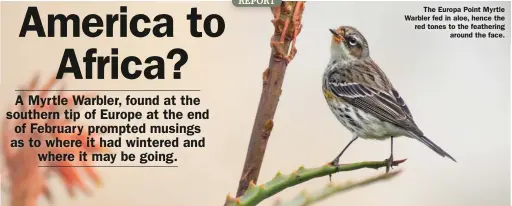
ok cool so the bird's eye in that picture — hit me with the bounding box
[348,38,357,46]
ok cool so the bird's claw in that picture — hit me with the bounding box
[329,158,341,182]
[385,155,394,173]
[330,158,340,167]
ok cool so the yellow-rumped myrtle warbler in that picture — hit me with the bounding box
[323,26,456,172]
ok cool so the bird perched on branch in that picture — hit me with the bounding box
[322,26,456,172]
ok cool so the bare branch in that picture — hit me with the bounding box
[234,1,305,197]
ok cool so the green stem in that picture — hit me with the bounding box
[225,159,406,206]
[274,170,402,206]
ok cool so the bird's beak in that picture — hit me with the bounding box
[330,28,344,43]
[329,29,338,35]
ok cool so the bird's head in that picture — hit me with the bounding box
[329,26,369,61]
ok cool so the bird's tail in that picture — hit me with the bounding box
[415,135,457,162]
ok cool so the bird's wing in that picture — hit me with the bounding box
[389,88,414,122]
[326,64,422,135]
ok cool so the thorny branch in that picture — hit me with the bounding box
[274,170,403,206]
[226,159,406,206]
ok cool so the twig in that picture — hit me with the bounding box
[274,170,403,206]
[234,1,305,197]
[226,159,406,206]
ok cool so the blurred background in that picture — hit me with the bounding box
[0,1,510,206]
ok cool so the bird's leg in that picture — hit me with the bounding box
[385,136,394,173]
[331,136,358,166]
[329,136,359,181]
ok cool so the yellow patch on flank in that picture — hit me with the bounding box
[323,89,337,101]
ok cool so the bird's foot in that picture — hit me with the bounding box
[385,154,394,173]
[328,158,341,182]
[330,157,340,167]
